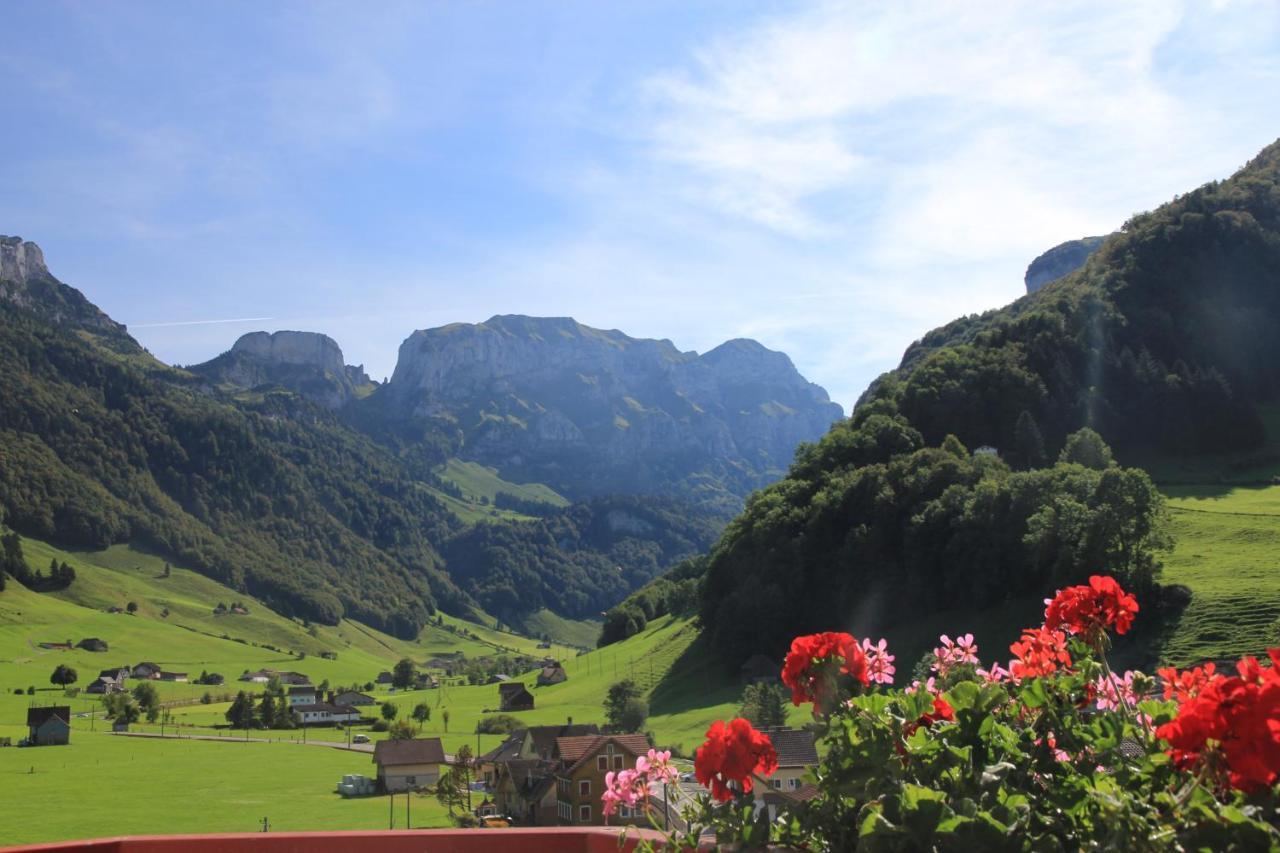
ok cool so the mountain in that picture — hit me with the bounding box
[1024,235,1107,293]
[0,241,468,637]
[697,138,1280,664]
[373,314,844,512]
[191,330,375,410]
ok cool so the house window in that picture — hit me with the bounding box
[597,756,608,771]
[772,779,782,789]
[619,805,631,818]
[789,778,800,790]
[612,755,624,769]
[579,779,590,796]
[579,804,591,823]
[406,776,416,785]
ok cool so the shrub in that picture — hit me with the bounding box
[475,714,522,735]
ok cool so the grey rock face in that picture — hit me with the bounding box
[383,315,844,506]
[1025,236,1108,293]
[193,330,372,410]
[0,236,132,341]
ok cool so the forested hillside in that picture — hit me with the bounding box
[697,138,1280,664]
[439,495,719,621]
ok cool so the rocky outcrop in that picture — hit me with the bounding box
[1025,235,1108,293]
[0,236,132,342]
[192,331,373,410]
[379,315,844,508]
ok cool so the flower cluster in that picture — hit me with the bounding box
[781,631,869,707]
[1157,661,1217,703]
[902,695,955,740]
[862,637,896,685]
[601,748,679,818]
[1009,625,1072,680]
[1044,575,1139,642]
[1092,670,1139,711]
[694,718,779,802]
[932,633,979,677]
[1156,650,1280,792]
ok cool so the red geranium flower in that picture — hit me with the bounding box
[1155,649,1280,793]
[1009,626,1072,680]
[1157,662,1218,703]
[694,718,779,802]
[781,631,869,708]
[903,695,956,740]
[1043,575,1139,642]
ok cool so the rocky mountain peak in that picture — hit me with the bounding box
[231,330,346,372]
[194,330,372,410]
[0,235,132,343]
[1025,235,1109,293]
[0,236,50,283]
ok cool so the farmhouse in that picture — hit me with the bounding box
[157,671,187,682]
[757,727,818,793]
[287,685,317,706]
[240,669,272,683]
[536,663,568,686]
[331,690,375,707]
[76,638,109,652]
[132,662,162,679]
[554,734,650,826]
[86,668,127,694]
[480,721,599,789]
[276,671,310,685]
[292,702,361,725]
[373,737,447,792]
[492,759,558,825]
[27,706,71,746]
[499,682,535,712]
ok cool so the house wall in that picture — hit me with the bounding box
[761,767,808,791]
[557,745,640,827]
[33,719,70,746]
[378,762,443,792]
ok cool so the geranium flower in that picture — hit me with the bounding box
[1009,626,1072,680]
[862,637,896,685]
[694,718,778,802]
[977,662,1010,683]
[1093,670,1139,711]
[1044,575,1139,641]
[903,695,955,740]
[1157,662,1217,703]
[1155,649,1280,793]
[782,632,869,707]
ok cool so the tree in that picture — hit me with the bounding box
[739,682,788,729]
[1012,410,1047,470]
[105,694,141,724]
[126,601,138,614]
[275,694,295,729]
[50,664,78,688]
[392,657,417,690]
[381,701,398,722]
[435,769,464,815]
[455,744,474,812]
[132,682,160,718]
[258,693,277,728]
[619,697,649,732]
[163,562,171,578]
[1059,427,1115,470]
[604,679,641,728]
[389,719,416,740]
[225,691,257,729]
[412,702,431,731]
[442,708,450,732]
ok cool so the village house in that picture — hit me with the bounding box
[492,758,559,825]
[76,637,109,652]
[498,682,534,712]
[372,737,447,792]
[292,703,361,726]
[27,706,71,746]
[479,721,600,788]
[287,685,317,706]
[536,662,568,687]
[157,671,187,682]
[86,668,128,694]
[276,671,311,686]
[132,662,162,680]
[756,728,819,797]
[416,673,440,689]
[554,734,650,826]
[331,690,376,707]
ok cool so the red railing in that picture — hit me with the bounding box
[3,828,666,853]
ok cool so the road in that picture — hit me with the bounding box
[108,730,375,753]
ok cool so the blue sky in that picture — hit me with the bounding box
[2,1,1279,408]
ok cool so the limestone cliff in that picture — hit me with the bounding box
[192,330,373,410]
[379,315,844,508]
[1025,235,1108,293]
[0,236,132,343]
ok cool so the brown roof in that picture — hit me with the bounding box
[373,737,446,767]
[481,731,525,763]
[528,723,599,759]
[499,682,532,697]
[765,728,818,768]
[27,706,71,728]
[556,734,649,773]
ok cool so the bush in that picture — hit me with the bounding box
[369,719,389,732]
[475,714,523,735]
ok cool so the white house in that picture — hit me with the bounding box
[292,703,361,725]
[287,685,317,706]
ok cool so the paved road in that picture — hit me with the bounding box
[109,730,374,753]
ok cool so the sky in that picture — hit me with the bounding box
[2,1,1279,410]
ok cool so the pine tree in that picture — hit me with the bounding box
[258,693,277,728]
[739,682,788,729]
[1013,410,1047,470]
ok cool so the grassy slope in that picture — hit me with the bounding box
[440,459,568,507]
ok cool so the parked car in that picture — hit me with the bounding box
[352,733,370,744]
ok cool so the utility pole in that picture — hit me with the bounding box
[260,817,269,833]
[406,790,411,829]
[389,792,394,829]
